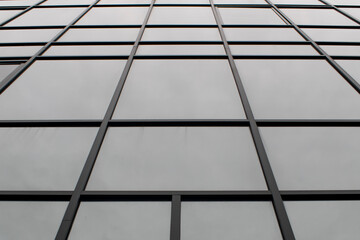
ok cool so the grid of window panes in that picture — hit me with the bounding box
[0,0,360,239]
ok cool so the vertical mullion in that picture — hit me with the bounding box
[170,195,181,240]
[54,1,156,239]
[209,1,296,240]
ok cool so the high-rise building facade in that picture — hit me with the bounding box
[0,0,360,239]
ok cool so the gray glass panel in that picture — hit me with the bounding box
[44,45,133,56]
[341,8,360,19]
[113,60,245,119]
[282,9,357,25]
[0,10,22,23]
[0,201,67,240]
[0,60,126,120]
[99,0,151,3]
[136,45,225,55]
[148,7,216,25]
[59,28,140,42]
[87,127,266,190]
[69,202,171,240]
[214,0,266,3]
[41,0,94,5]
[0,0,41,6]
[285,201,360,240]
[336,60,360,84]
[0,46,42,57]
[157,0,209,3]
[0,29,61,43]
[230,44,318,55]
[224,27,304,41]
[182,202,282,240]
[327,0,360,5]
[0,127,97,190]
[272,0,323,4]
[0,64,18,81]
[235,60,360,119]
[141,28,221,41]
[260,127,360,190]
[322,45,360,56]
[76,7,148,25]
[6,8,85,26]
[303,28,360,42]
[219,8,286,25]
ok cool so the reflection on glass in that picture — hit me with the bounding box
[219,8,286,25]
[156,0,209,3]
[224,27,304,41]
[141,28,221,41]
[335,60,360,84]
[136,45,225,55]
[0,29,61,43]
[322,46,360,56]
[59,28,140,42]
[214,0,266,3]
[41,0,94,5]
[230,44,318,55]
[44,45,133,56]
[69,202,171,240]
[272,0,323,4]
[0,64,18,81]
[0,46,42,57]
[327,0,360,5]
[99,0,151,3]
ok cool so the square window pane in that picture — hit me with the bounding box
[260,127,360,190]
[0,10,22,24]
[322,45,360,56]
[224,27,304,41]
[76,7,148,25]
[44,45,133,56]
[87,127,266,190]
[303,28,360,42]
[0,29,61,43]
[148,7,216,25]
[285,201,360,240]
[0,46,42,57]
[182,202,282,240]
[136,44,225,55]
[214,0,266,3]
[59,28,140,42]
[6,8,85,26]
[0,201,67,240]
[113,60,245,119]
[236,60,360,119]
[219,8,286,25]
[0,127,97,190]
[0,60,126,120]
[41,0,94,5]
[69,202,171,240]
[335,60,360,84]
[282,9,357,25]
[0,64,18,81]
[99,0,151,3]
[141,27,221,41]
[230,44,318,55]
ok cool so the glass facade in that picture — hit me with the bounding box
[0,0,359,239]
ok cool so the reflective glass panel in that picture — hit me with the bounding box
[113,60,246,119]
[0,60,126,120]
[156,0,209,3]
[42,0,94,5]
[99,0,151,3]
[335,60,360,84]
[0,10,22,23]
[224,27,304,41]
[69,202,171,240]
[141,27,221,41]
[219,8,286,24]
[44,45,133,56]
[341,8,360,19]
[0,29,61,43]
[235,60,360,119]
[322,46,360,56]
[0,127,97,190]
[182,202,282,240]
[87,127,266,190]
[0,0,41,6]
[260,127,360,190]
[327,0,360,5]
[214,0,266,3]
[230,44,318,55]
[59,28,140,42]
[136,44,225,55]
[0,46,42,57]
[272,0,323,4]
[303,28,360,42]
[0,64,18,81]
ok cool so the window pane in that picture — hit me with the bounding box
[341,8,360,19]
[69,202,170,240]
[41,0,94,5]
[219,8,286,25]
[59,28,140,42]
[0,201,67,240]
[0,127,97,190]
[182,202,282,240]
[272,0,323,4]
[321,45,360,56]
[113,60,246,119]
[0,29,61,43]
[99,0,151,3]
[327,0,360,5]
[0,46,42,57]
[214,0,266,4]
[285,201,360,240]
[235,60,360,119]
[260,127,360,190]
[156,0,209,3]
[303,28,360,42]
[141,28,221,41]
[148,7,216,25]
[44,45,133,56]
[230,44,318,55]
[87,127,266,190]
[224,27,304,41]
[0,64,18,81]
[136,44,225,55]
[335,60,360,84]
[0,10,22,23]
[0,60,125,120]
[0,0,41,6]
[76,7,148,25]
[6,8,85,26]
[282,9,357,25]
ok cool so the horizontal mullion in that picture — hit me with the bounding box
[228,41,310,45]
[222,24,292,28]
[0,120,102,127]
[213,4,271,8]
[70,24,142,28]
[0,25,66,29]
[134,55,227,59]
[0,191,72,201]
[0,42,46,46]
[232,55,325,59]
[53,41,135,45]
[275,4,332,8]
[281,190,360,201]
[153,4,211,7]
[36,55,129,60]
[108,119,250,127]
[257,119,360,126]
[299,25,360,29]
[140,41,223,44]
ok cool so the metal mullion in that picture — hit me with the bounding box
[108,119,250,127]
[319,0,360,25]
[54,1,156,239]
[281,190,360,201]
[170,195,181,240]
[257,119,360,127]
[0,120,102,127]
[210,1,296,240]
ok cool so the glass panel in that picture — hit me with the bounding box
[148,7,216,25]
[113,60,246,119]
[0,60,126,120]
[282,9,357,25]
[6,8,85,26]
[136,44,225,55]
[336,60,360,84]
[230,44,318,55]
[0,46,42,57]
[182,202,282,240]
[303,28,360,42]
[321,46,360,56]
[141,27,221,41]
[224,27,304,41]
[0,10,22,23]
[44,45,133,56]
[59,28,140,42]
[219,8,286,25]
[327,0,360,5]
[0,29,61,43]
[272,0,323,4]
[156,0,209,3]
[69,202,170,240]
[260,127,360,190]
[0,0,41,6]
[0,201,67,240]
[285,201,360,240]
[341,8,360,19]
[76,7,148,25]
[0,64,18,81]
[0,127,97,190]
[214,0,266,3]
[99,0,151,3]
[87,127,266,190]
[41,0,94,5]
[235,60,360,119]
